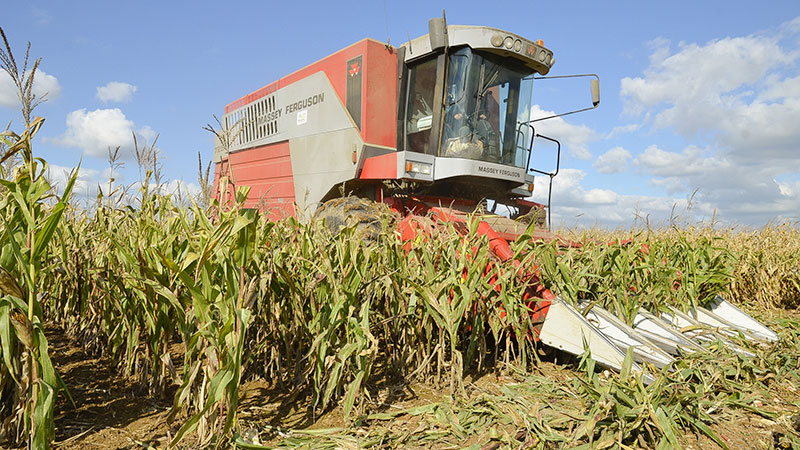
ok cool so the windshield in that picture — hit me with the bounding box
[441,48,535,169]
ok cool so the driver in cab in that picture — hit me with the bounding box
[443,91,499,163]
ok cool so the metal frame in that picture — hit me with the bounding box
[527,134,560,230]
[528,74,600,123]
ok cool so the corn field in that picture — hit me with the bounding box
[2,29,800,450]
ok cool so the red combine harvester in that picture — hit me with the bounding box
[213,16,777,377]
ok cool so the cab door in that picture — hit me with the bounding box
[401,54,446,157]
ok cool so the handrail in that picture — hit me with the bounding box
[528,134,561,230]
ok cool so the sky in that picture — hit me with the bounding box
[1,1,799,228]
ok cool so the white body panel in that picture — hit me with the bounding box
[538,298,652,382]
[704,295,778,342]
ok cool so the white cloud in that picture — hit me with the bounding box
[782,16,800,34]
[521,20,800,227]
[44,162,201,208]
[163,179,201,201]
[533,169,617,210]
[584,188,619,205]
[529,168,693,226]
[593,146,632,174]
[96,81,137,103]
[525,160,799,227]
[118,179,202,206]
[101,167,120,181]
[46,108,155,158]
[0,69,62,108]
[620,28,800,158]
[45,164,100,200]
[531,105,596,160]
[135,125,157,143]
[634,145,709,177]
[616,17,800,225]
[606,123,641,139]
[759,75,800,101]
[621,36,792,122]
[631,144,800,222]
[778,179,800,198]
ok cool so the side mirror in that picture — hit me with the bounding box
[529,73,601,123]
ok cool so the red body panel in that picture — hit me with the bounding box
[214,142,296,220]
[224,39,397,148]
[516,198,546,209]
[360,152,397,179]
[362,42,397,147]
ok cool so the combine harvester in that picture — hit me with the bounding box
[212,15,777,377]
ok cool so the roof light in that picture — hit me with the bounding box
[503,36,514,49]
[491,34,503,47]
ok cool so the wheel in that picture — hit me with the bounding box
[313,196,395,241]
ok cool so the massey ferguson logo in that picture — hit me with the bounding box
[477,166,521,178]
[349,62,360,77]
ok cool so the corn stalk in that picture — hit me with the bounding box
[0,119,77,448]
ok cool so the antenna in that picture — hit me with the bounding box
[442,9,448,51]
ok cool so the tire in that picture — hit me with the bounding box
[313,196,395,241]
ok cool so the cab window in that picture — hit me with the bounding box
[404,57,437,155]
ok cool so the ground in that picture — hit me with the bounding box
[49,329,173,449]
[46,325,800,450]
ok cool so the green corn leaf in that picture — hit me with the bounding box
[170,368,235,446]
[32,202,64,261]
[33,323,58,389]
[685,414,729,450]
[654,406,682,450]
[10,190,35,231]
[0,300,19,384]
[0,216,32,285]
[232,434,273,449]
[343,371,364,420]
[58,163,80,204]
[32,380,55,450]
[619,342,635,380]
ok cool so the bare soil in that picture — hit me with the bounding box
[46,326,800,450]
[48,328,173,450]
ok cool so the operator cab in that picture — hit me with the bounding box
[397,22,557,207]
[406,47,534,170]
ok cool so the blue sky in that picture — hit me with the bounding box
[1,1,798,227]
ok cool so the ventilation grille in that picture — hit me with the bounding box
[225,95,279,147]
